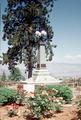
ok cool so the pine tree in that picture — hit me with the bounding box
[1,72,6,81]
[2,0,56,78]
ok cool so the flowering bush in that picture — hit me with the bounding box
[47,85,73,104]
[24,85,63,120]
[16,84,27,105]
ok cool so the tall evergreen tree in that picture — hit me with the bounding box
[1,72,6,81]
[2,0,56,78]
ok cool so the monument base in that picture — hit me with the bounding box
[21,69,61,92]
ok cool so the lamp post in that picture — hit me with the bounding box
[35,30,47,38]
[35,30,47,69]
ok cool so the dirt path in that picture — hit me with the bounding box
[0,104,78,120]
[51,104,77,120]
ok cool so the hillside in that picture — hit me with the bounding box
[0,63,81,78]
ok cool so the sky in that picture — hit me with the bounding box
[0,0,81,64]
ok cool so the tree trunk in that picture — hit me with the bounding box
[27,49,32,78]
[28,62,32,78]
[27,29,33,78]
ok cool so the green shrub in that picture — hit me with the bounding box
[0,87,18,105]
[47,85,73,104]
[0,95,7,105]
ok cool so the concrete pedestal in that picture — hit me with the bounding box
[20,42,61,92]
[21,68,61,92]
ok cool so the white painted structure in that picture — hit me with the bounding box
[21,42,61,92]
[37,42,46,68]
[21,31,61,92]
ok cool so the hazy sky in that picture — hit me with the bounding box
[0,0,81,64]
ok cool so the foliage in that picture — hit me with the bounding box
[0,87,18,105]
[53,101,63,113]
[2,0,56,78]
[47,85,73,104]
[16,84,26,105]
[25,85,63,119]
[8,67,25,81]
[0,95,7,105]
[1,72,6,81]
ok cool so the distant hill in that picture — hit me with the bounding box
[0,63,81,78]
[47,62,81,77]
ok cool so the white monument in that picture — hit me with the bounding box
[21,30,61,92]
